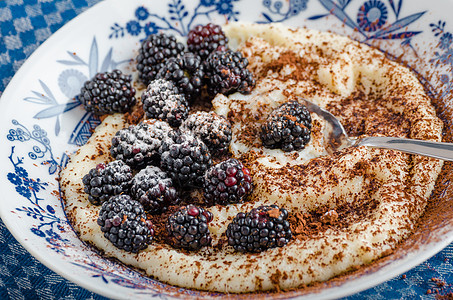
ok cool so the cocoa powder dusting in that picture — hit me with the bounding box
[258,50,318,82]
[147,206,179,244]
[124,103,145,125]
[267,208,280,218]
[426,277,453,299]
[288,196,378,241]
[326,91,411,139]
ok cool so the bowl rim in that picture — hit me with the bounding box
[1,0,453,298]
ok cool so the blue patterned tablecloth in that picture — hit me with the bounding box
[0,0,452,299]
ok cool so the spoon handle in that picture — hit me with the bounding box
[356,136,453,161]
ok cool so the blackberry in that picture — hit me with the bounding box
[97,194,154,253]
[203,158,253,206]
[160,133,212,188]
[130,165,179,214]
[260,100,312,152]
[142,79,189,127]
[226,205,292,253]
[110,119,173,170]
[181,111,232,153]
[136,33,185,84]
[166,205,213,251]
[78,69,136,115]
[82,160,133,206]
[187,23,229,59]
[155,52,205,101]
[203,49,255,96]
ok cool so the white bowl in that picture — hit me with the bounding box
[1,0,453,298]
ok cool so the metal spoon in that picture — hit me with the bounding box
[299,98,453,161]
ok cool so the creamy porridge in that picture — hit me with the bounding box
[60,22,443,293]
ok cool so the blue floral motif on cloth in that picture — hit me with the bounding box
[1,0,453,299]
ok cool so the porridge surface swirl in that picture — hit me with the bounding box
[60,22,443,293]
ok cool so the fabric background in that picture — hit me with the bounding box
[0,0,452,299]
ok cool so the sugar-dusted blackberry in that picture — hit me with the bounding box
[110,119,173,170]
[260,100,312,152]
[160,133,212,188]
[136,33,185,84]
[97,194,154,253]
[155,52,205,101]
[166,205,213,251]
[203,49,255,96]
[181,111,232,153]
[226,205,292,253]
[187,23,229,59]
[78,69,136,116]
[130,165,179,214]
[82,160,133,206]
[142,79,189,127]
[203,158,253,206]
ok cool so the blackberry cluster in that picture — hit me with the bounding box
[136,33,185,84]
[82,160,133,206]
[97,194,154,253]
[260,100,312,152]
[187,23,229,59]
[110,119,173,170]
[78,69,136,116]
[142,79,189,127]
[166,205,213,251]
[203,49,255,96]
[181,111,232,154]
[203,158,253,206]
[156,52,205,101]
[130,166,179,214]
[160,133,212,188]
[226,205,292,253]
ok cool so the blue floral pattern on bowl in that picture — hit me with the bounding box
[4,0,453,298]
[308,0,424,51]
[357,0,388,32]
[24,37,130,138]
[7,121,70,256]
[109,0,243,38]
